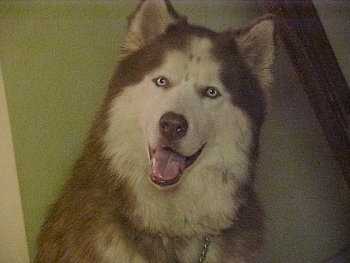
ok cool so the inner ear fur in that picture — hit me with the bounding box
[234,15,275,89]
[120,0,186,57]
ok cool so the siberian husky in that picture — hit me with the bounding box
[37,1,274,262]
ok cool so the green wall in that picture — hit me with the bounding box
[0,1,137,260]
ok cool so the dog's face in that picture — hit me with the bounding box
[103,0,274,235]
[141,36,254,187]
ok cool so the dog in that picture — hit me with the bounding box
[36,1,274,262]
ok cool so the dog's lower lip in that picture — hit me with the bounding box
[184,144,205,169]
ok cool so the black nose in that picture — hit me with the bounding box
[159,112,188,140]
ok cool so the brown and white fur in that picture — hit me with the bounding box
[36,1,274,262]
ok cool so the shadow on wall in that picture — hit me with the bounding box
[326,247,350,263]
[256,37,350,262]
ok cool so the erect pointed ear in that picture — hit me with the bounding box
[235,15,275,88]
[120,0,186,57]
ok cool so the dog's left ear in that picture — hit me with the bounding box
[235,15,275,89]
[121,0,186,57]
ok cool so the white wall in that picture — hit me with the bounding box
[0,64,30,263]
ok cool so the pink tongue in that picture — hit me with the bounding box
[150,148,186,185]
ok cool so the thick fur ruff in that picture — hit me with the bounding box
[36,1,274,262]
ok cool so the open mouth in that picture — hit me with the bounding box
[149,145,205,187]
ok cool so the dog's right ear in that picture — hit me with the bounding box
[120,0,186,57]
[234,15,275,90]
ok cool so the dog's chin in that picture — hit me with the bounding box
[148,144,205,187]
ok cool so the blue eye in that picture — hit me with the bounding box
[153,77,169,88]
[205,87,221,99]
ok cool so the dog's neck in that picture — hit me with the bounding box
[159,234,211,263]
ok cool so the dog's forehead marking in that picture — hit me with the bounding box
[187,37,212,64]
[160,37,221,87]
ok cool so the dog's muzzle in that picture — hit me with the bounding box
[148,111,204,187]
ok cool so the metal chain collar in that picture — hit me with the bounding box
[198,236,211,263]
[159,234,211,263]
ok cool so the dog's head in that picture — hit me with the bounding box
[102,0,274,234]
